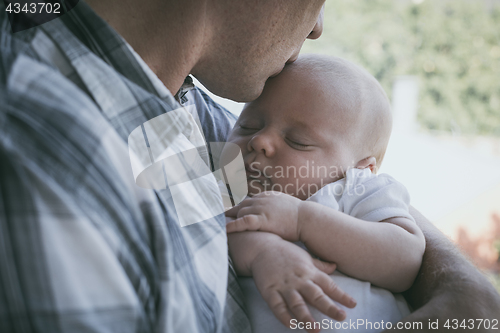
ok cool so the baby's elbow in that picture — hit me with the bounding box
[412,229,426,265]
[394,260,422,292]
[412,228,426,277]
[387,264,420,293]
[387,236,426,293]
[395,238,426,292]
[406,221,426,258]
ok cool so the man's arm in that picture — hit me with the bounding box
[386,206,500,332]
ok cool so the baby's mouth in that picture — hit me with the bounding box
[245,164,260,178]
[245,165,272,189]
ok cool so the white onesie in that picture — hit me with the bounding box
[238,168,415,333]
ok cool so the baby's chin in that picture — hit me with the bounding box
[246,178,322,200]
[245,178,297,198]
[246,179,266,197]
[248,176,289,196]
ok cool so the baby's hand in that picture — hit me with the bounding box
[251,237,356,333]
[226,191,303,241]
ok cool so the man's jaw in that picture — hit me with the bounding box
[269,63,286,78]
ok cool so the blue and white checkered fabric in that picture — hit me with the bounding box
[0,1,250,332]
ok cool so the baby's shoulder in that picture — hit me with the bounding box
[339,169,413,221]
[307,169,409,213]
[344,168,401,190]
[312,169,401,199]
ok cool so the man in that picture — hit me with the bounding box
[0,1,498,333]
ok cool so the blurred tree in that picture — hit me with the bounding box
[302,0,500,136]
[455,216,500,274]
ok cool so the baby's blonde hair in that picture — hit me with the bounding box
[290,54,393,171]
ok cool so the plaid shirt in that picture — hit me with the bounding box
[0,1,250,332]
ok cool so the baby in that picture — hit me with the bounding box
[225,54,426,333]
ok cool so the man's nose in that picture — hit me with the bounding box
[247,132,276,157]
[307,4,324,40]
[287,5,325,64]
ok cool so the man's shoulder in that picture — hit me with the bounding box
[183,86,237,143]
[1,51,105,131]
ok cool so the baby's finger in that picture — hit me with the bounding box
[264,290,294,329]
[225,205,240,218]
[236,205,263,219]
[314,273,357,309]
[312,258,337,275]
[282,290,320,333]
[299,281,347,322]
[225,198,253,217]
[226,215,261,233]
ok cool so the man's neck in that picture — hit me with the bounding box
[85,0,210,95]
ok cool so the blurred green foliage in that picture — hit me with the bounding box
[492,273,500,294]
[302,0,500,136]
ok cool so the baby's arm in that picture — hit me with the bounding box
[227,229,356,333]
[298,201,425,293]
[226,191,425,293]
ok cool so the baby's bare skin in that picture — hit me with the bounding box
[226,55,425,332]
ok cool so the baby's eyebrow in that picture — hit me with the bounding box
[238,107,265,123]
[287,118,309,130]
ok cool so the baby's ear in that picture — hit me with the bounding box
[355,157,377,173]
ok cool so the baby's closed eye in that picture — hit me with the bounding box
[285,137,311,150]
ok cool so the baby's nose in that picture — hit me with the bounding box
[247,133,276,157]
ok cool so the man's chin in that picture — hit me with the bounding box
[199,77,264,102]
[231,86,265,103]
[224,78,267,102]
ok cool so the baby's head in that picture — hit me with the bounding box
[227,54,392,199]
